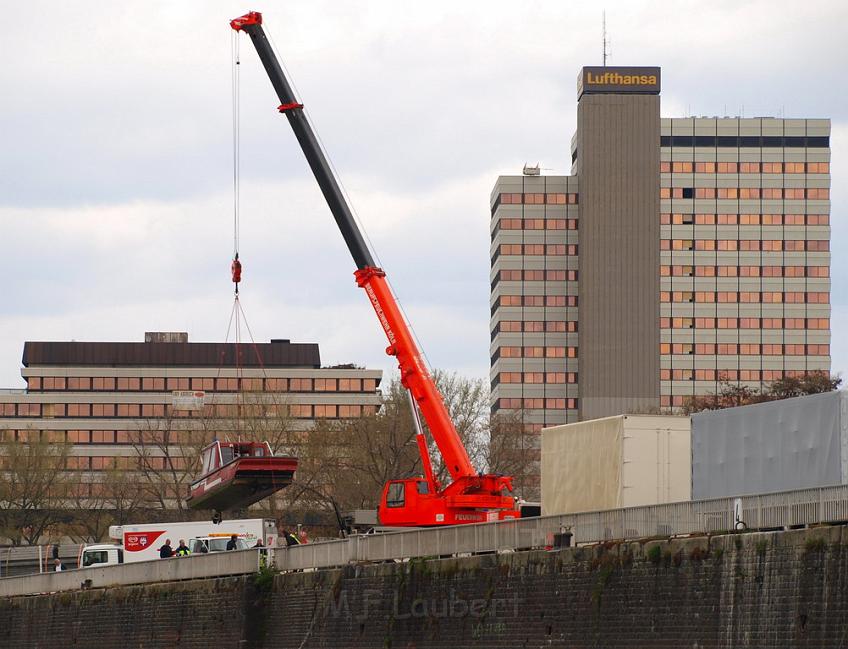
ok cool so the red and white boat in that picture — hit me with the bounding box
[187,440,298,511]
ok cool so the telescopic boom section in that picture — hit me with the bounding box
[231,12,475,482]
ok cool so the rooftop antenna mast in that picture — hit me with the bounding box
[602,11,610,66]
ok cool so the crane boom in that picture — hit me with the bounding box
[231,12,518,525]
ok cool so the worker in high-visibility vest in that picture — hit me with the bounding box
[175,539,191,557]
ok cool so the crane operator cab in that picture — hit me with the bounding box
[377,477,518,527]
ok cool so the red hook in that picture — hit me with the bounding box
[231,254,242,292]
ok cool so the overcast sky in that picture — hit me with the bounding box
[1,0,845,389]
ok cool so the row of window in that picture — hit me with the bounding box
[497,192,579,206]
[497,218,578,231]
[5,429,273,445]
[662,369,818,382]
[495,295,578,309]
[496,244,578,257]
[661,317,829,329]
[0,403,378,419]
[496,270,578,283]
[660,343,829,355]
[661,187,829,200]
[661,265,829,277]
[497,372,578,384]
[496,321,578,333]
[660,135,829,148]
[29,376,378,393]
[662,239,829,251]
[661,291,829,304]
[496,346,578,359]
[0,451,165,472]
[498,398,578,410]
[661,161,829,174]
[661,213,828,225]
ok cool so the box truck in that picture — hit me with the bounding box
[80,518,276,567]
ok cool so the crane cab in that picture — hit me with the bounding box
[377,477,518,527]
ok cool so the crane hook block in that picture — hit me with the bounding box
[231,257,242,284]
[230,11,262,31]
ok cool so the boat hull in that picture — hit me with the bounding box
[187,456,298,511]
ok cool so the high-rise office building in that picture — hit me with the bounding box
[490,67,831,492]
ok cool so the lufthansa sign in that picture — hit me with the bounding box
[578,66,661,98]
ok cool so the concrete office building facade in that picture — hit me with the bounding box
[0,333,382,501]
[490,66,831,455]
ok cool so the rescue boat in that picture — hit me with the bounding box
[187,440,298,511]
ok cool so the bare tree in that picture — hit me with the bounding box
[129,413,207,517]
[683,372,842,414]
[64,464,149,542]
[0,433,71,545]
[100,465,148,527]
[66,471,113,543]
[485,409,539,501]
[289,372,541,514]
[428,370,489,483]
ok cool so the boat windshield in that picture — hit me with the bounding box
[200,445,217,476]
[220,445,235,465]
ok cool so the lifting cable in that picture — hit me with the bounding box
[217,31,289,451]
[231,30,242,293]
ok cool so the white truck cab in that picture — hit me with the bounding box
[81,544,124,568]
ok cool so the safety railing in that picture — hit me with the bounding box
[2,483,847,597]
[274,483,848,571]
[0,548,261,598]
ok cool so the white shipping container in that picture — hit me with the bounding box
[541,415,691,515]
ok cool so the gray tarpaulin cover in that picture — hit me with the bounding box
[691,391,848,500]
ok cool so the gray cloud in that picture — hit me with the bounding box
[1,0,845,388]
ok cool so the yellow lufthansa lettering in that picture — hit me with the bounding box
[586,72,657,86]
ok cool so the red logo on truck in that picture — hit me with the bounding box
[124,531,166,552]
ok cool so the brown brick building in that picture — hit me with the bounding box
[0,332,382,503]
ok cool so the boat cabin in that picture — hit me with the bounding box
[199,440,274,478]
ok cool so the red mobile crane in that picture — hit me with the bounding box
[231,12,518,526]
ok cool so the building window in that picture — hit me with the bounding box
[117,377,141,391]
[165,377,189,391]
[314,405,338,418]
[68,377,91,390]
[289,378,313,392]
[314,379,338,392]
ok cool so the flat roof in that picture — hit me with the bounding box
[22,340,321,369]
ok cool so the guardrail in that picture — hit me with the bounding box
[3,483,847,598]
[1,544,83,578]
[274,483,848,571]
[0,548,261,598]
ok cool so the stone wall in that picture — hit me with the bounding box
[1,526,847,648]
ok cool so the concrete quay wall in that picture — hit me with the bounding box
[1,526,847,648]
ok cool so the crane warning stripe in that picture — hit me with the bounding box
[124,531,166,552]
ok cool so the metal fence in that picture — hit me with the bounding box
[2,483,847,598]
[1,544,83,578]
[274,483,848,571]
[0,549,261,598]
